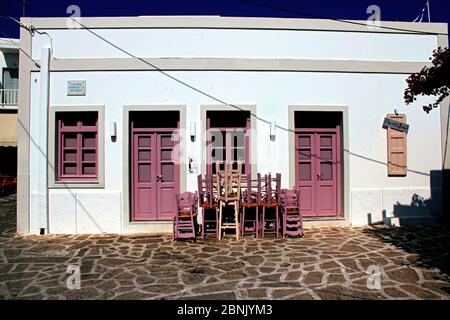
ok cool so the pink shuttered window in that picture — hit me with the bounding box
[386,114,407,176]
[56,112,98,181]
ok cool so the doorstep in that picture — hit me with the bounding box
[303,217,350,228]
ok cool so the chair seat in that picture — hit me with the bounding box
[178,211,198,218]
[241,202,258,207]
[262,199,278,207]
[202,202,218,209]
[285,208,299,215]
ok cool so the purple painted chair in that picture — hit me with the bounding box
[240,174,259,238]
[198,174,219,239]
[260,173,281,237]
[173,191,199,241]
[280,187,304,238]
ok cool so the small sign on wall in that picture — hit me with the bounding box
[67,80,86,96]
[382,117,409,133]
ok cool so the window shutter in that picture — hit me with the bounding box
[387,114,407,176]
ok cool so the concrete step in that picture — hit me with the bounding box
[383,215,437,227]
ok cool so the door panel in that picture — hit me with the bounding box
[296,133,316,216]
[132,130,179,221]
[295,131,341,217]
[133,134,157,220]
[157,133,179,220]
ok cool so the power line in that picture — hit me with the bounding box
[0,13,54,53]
[239,0,449,36]
[0,22,40,68]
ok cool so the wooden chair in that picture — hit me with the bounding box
[216,161,242,240]
[198,174,219,239]
[280,187,304,238]
[260,173,281,237]
[173,191,198,241]
[240,174,260,238]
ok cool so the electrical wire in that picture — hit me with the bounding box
[239,0,449,36]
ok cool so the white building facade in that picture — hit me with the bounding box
[17,16,449,234]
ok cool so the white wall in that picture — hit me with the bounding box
[27,69,441,233]
[32,28,436,62]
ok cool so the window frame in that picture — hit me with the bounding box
[1,67,19,90]
[48,106,105,189]
[57,112,99,181]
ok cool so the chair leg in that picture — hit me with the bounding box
[261,207,266,238]
[201,208,205,240]
[215,208,219,239]
[275,205,279,238]
[173,217,176,241]
[235,202,239,241]
[241,206,246,238]
[218,204,223,240]
[255,207,259,238]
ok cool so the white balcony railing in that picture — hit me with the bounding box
[0,89,19,106]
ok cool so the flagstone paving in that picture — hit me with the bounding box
[0,193,449,300]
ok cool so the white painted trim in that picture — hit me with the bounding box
[27,16,447,35]
[44,58,433,74]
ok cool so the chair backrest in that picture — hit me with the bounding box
[256,173,264,205]
[241,174,256,204]
[215,161,242,202]
[176,191,197,215]
[280,187,299,209]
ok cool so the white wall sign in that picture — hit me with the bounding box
[67,80,86,96]
[382,117,409,133]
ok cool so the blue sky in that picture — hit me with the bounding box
[0,0,449,39]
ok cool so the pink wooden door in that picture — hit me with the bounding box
[132,131,179,221]
[315,133,339,216]
[295,130,341,217]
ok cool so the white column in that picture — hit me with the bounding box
[30,46,51,234]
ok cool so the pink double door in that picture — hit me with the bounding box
[295,130,341,217]
[132,131,179,221]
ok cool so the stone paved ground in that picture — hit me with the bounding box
[0,193,449,300]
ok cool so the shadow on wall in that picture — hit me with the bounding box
[393,194,431,217]
[367,170,445,226]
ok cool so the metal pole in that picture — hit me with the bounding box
[427,0,431,22]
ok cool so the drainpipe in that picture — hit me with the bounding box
[36,46,50,234]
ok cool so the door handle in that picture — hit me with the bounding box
[156,175,163,182]
[316,174,322,181]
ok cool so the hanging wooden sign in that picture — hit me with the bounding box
[382,117,409,133]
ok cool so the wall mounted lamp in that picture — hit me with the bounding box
[110,121,117,138]
[190,121,196,141]
[270,121,276,141]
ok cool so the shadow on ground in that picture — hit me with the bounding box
[364,225,450,279]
